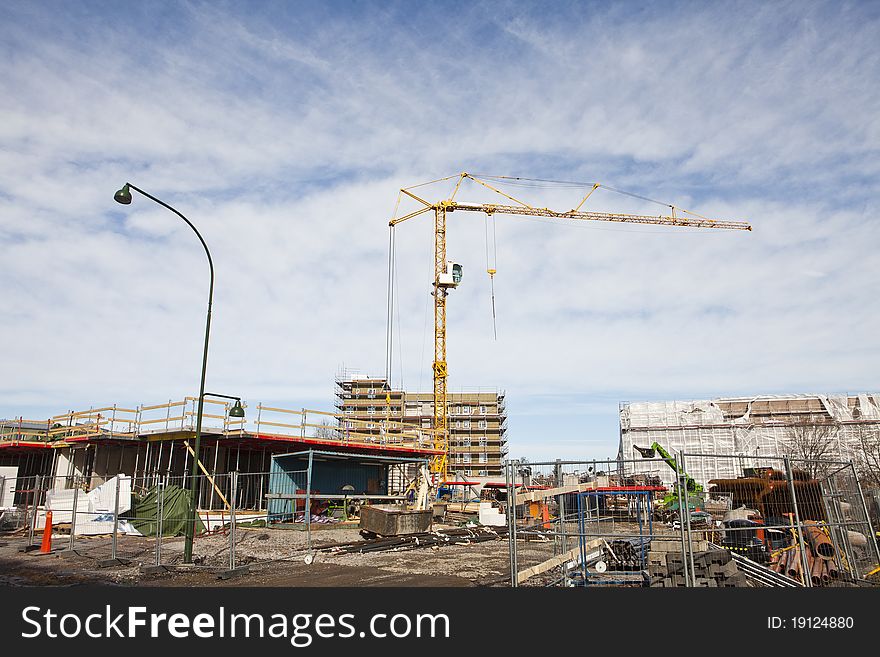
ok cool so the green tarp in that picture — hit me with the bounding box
[124,484,206,537]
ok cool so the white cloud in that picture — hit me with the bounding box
[1,1,878,459]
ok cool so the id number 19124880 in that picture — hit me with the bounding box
[768,617,854,629]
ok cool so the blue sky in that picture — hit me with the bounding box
[1,1,879,461]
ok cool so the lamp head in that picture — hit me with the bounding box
[228,399,246,418]
[114,184,132,205]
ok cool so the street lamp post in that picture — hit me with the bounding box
[114,183,215,564]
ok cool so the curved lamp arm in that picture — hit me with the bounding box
[114,182,213,565]
[116,183,214,284]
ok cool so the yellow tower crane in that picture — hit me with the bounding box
[389,172,752,482]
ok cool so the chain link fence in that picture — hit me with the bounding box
[3,448,426,572]
[676,452,880,586]
[0,465,386,575]
[505,453,880,587]
[3,452,878,587]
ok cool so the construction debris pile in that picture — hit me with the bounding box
[600,539,649,572]
[324,526,508,555]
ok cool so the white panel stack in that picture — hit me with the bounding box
[478,502,506,526]
[41,475,140,535]
[0,466,18,510]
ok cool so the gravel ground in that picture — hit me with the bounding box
[0,523,545,587]
[0,516,700,588]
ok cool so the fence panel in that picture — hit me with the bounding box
[504,458,685,587]
[680,452,880,585]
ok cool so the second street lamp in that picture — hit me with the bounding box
[203,392,246,419]
[114,182,214,564]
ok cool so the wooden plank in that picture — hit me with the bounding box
[140,401,186,411]
[183,396,227,405]
[68,406,117,415]
[266,494,407,500]
[139,416,186,425]
[256,420,299,429]
[182,440,230,510]
[257,405,303,415]
[515,481,598,504]
[304,408,336,418]
[517,540,602,582]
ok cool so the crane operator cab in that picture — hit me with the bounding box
[437,262,463,288]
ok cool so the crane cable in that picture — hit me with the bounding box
[484,213,498,340]
[385,225,395,387]
[469,173,715,221]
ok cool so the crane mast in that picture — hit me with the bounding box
[390,173,752,483]
[432,204,449,479]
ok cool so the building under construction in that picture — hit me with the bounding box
[334,373,508,479]
[619,393,880,487]
[0,396,442,509]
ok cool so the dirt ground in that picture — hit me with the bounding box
[0,524,558,587]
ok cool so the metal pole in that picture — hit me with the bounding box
[305,451,313,551]
[110,474,121,561]
[559,489,567,555]
[828,474,857,578]
[505,461,515,587]
[784,456,812,587]
[511,462,519,587]
[258,451,265,514]
[28,475,42,547]
[229,471,238,571]
[681,452,697,583]
[674,464,690,587]
[156,476,165,566]
[850,462,880,569]
[145,442,153,487]
[68,481,79,552]
[578,493,586,586]
[636,491,644,569]
[209,440,220,511]
[819,475,846,577]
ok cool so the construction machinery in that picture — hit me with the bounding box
[633,441,707,521]
[389,173,752,483]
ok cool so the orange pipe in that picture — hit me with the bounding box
[802,521,835,559]
[810,553,825,585]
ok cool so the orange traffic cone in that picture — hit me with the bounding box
[39,510,53,553]
[541,503,551,530]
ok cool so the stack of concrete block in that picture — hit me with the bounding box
[650,549,747,587]
[647,537,708,574]
[478,502,506,527]
[650,537,710,554]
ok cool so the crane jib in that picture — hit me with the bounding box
[444,202,752,231]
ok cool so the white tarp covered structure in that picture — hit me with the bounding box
[619,394,880,488]
[41,475,140,535]
[0,466,18,510]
